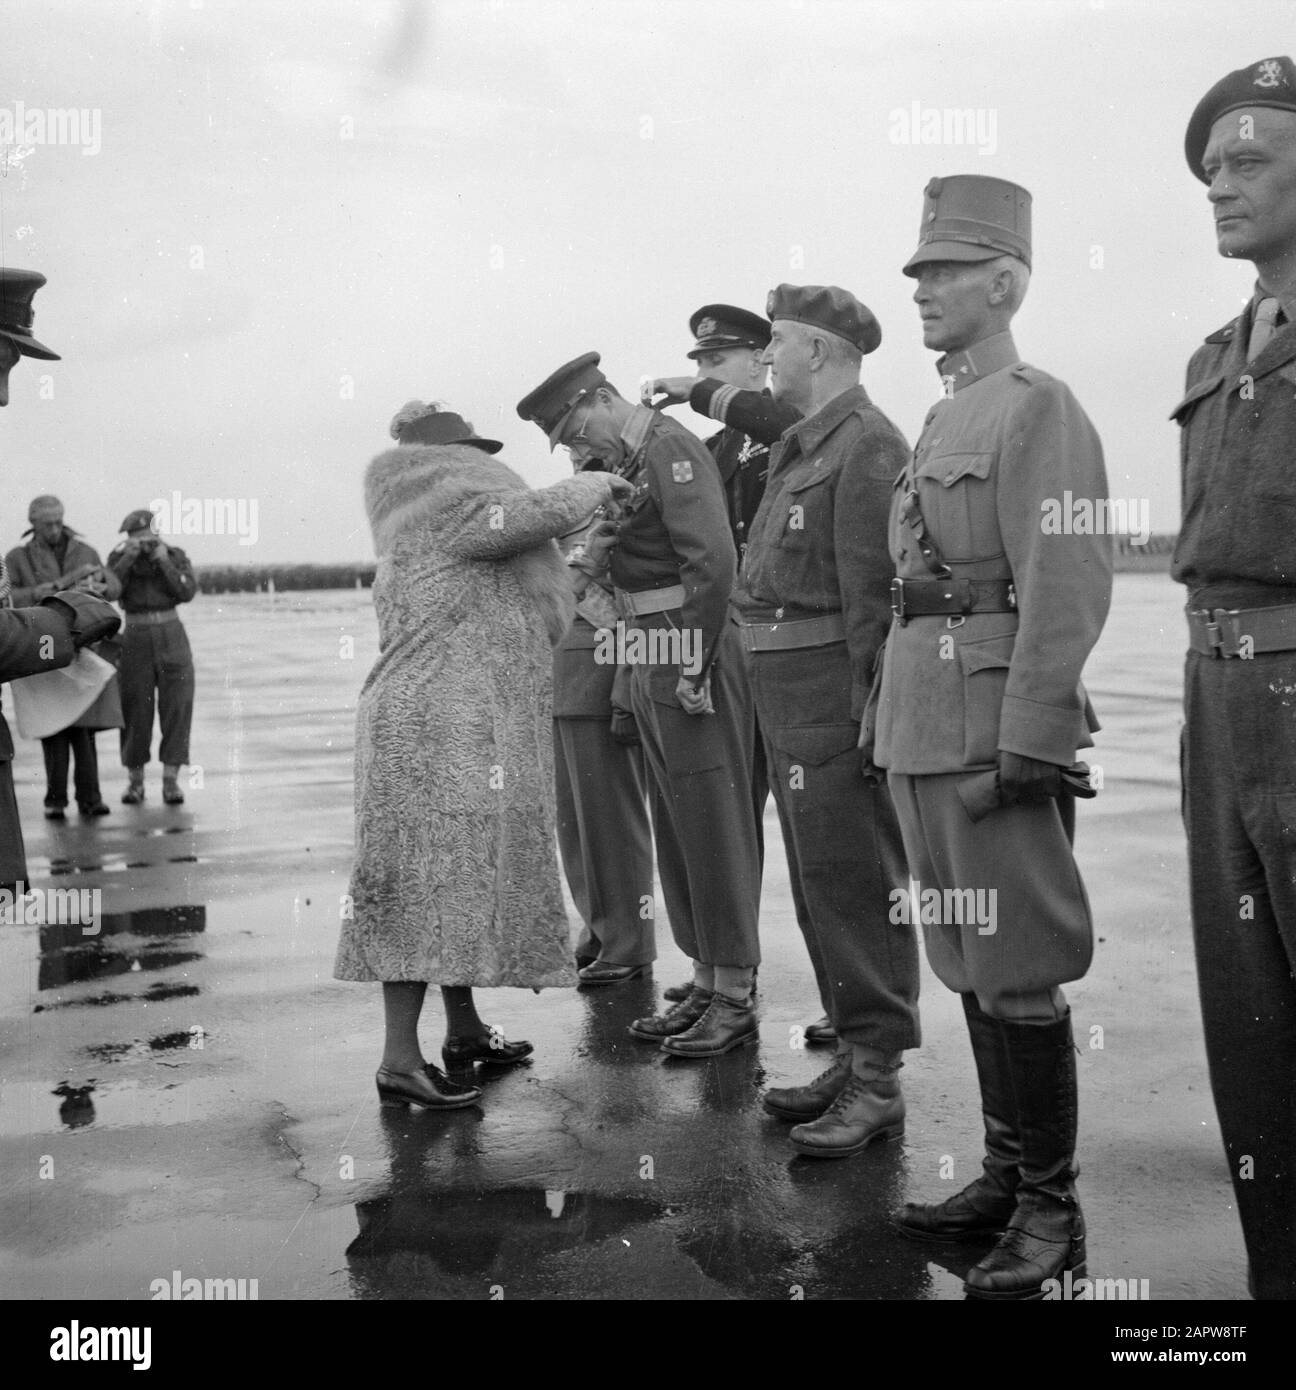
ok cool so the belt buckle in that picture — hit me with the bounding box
[889,577,907,625]
[613,589,633,622]
[1211,608,1242,659]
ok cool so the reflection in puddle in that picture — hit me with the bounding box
[46,853,204,876]
[52,1081,96,1129]
[346,1187,664,1288]
[38,906,206,992]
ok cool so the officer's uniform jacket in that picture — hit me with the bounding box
[1171,295,1296,609]
[688,380,801,559]
[609,406,735,673]
[735,383,906,721]
[874,332,1112,774]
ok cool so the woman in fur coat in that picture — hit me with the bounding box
[335,401,630,1110]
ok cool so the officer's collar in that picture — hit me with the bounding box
[786,383,870,452]
[619,403,657,460]
[935,331,1021,395]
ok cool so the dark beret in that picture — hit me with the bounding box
[764,284,881,355]
[1185,56,1296,183]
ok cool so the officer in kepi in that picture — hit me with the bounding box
[1175,55,1296,1300]
[1,267,122,891]
[873,177,1112,1299]
[732,284,921,1158]
[518,353,762,1056]
[642,305,802,1011]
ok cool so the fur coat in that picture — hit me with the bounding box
[334,443,615,987]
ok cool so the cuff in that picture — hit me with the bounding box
[998,694,1083,764]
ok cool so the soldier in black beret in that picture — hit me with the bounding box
[1174,55,1296,1300]
[729,283,922,1156]
[643,305,803,1008]
[519,353,762,1053]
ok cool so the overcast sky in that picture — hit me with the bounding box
[1,0,1291,563]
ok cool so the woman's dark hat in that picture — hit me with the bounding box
[396,410,502,452]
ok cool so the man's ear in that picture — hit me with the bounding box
[988,267,1013,307]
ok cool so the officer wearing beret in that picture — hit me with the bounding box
[644,305,802,1009]
[1,269,121,889]
[727,284,920,1155]
[518,353,761,1054]
[875,178,1112,1299]
[1175,55,1296,1300]
[107,509,198,806]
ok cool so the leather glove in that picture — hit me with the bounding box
[609,707,641,747]
[997,751,1064,806]
[39,591,122,649]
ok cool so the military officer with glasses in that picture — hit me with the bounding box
[518,353,762,1056]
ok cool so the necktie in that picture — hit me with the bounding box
[1247,297,1281,361]
[0,556,10,607]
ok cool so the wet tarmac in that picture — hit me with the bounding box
[0,579,1249,1301]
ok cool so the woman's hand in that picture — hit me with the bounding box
[603,474,634,503]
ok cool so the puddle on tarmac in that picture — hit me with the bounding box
[33,980,200,1013]
[37,906,206,992]
[47,855,205,876]
[345,1186,665,1283]
[0,1075,234,1136]
[82,1030,203,1062]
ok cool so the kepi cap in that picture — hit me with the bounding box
[0,267,60,360]
[516,351,608,449]
[119,509,158,535]
[903,176,1032,276]
[765,284,882,355]
[1185,56,1296,183]
[687,304,772,359]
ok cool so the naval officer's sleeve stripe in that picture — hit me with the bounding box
[709,384,738,423]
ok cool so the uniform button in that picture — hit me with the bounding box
[775,607,784,619]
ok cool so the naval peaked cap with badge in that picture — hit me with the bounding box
[687,304,772,359]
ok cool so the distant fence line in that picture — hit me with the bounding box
[196,563,376,593]
[194,538,1175,594]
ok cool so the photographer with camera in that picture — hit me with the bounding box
[107,508,197,806]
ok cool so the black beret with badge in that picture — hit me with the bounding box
[686,304,772,359]
[1184,55,1296,183]
[765,283,882,356]
[516,351,609,449]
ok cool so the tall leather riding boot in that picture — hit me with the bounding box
[964,1012,1085,1300]
[896,992,1020,1241]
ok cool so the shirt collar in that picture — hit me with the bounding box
[785,383,870,454]
[1253,282,1294,327]
[619,404,657,461]
[935,331,1020,395]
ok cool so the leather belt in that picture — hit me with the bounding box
[1187,604,1296,658]
[614,584,685,618]
[890,577,1016,622]
[732,612,846,652]
[125,608,179,626]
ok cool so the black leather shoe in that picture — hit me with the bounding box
[77,801,111,817]
[764,1052,853,1122]
[629,987,713,1040]
[44,806,67,821]
[441,1031,534,1068]
[660,992,759,1058]
[804,1015,838,1043]
[578,961,648,986]
[376,1064,481,1109]
[789,1073,905,1156]
[575,952,598,971]
[662,978,694,1002]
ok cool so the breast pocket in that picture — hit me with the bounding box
[913,452,999,563]
[778,469,833,553]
